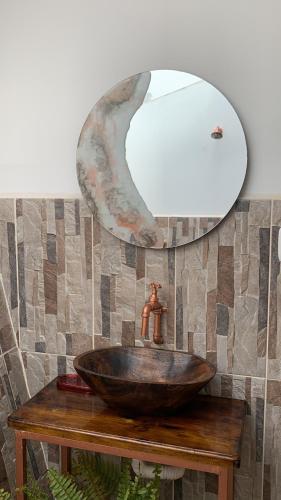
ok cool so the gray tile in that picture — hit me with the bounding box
[0,278,17,353]
[7,222,17,310]
[54,199,64,220]
[216,304,229,336]
[74,199,80,235]
[122,321,135,347]
[46,233,57,264]
[17,241,27,328]
[176,286,183,349]
[263,380,281,500]
[101,274,111,338]
[235,200,250,212]
[124,243,136,269]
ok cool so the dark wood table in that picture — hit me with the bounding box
[8,378,246,500]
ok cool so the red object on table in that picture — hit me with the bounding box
[57,374,94,394]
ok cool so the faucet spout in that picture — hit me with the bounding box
[140,303,152,338]
[140,283,167,344]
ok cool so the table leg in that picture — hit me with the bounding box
[15,432,27,500]
[218,463,233,500]
[60,446,71,474]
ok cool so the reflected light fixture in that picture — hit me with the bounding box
[211,126,224,139]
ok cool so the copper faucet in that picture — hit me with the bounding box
[141,283,167,344]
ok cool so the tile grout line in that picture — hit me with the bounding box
[261,199,273,500]
[20,350,75,359]
[13,198,21,350]
[216,372,266,381]
[1,344,23,358]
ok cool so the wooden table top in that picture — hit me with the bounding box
[8,379,246,464]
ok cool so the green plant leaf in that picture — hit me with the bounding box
[73,451,120,499]
[116,459,132,500]
[21,472,49,500]
[0,488,11,500]
[48,468,87,500]
[144,464,161,500]
[116,458,162,500]
[1,455,161,500]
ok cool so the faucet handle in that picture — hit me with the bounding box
[149,282,161,303]
[150,282,162,291]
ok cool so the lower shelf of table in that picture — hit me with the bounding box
[14,430,234,500]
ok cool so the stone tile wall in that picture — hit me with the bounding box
[0,276,46,490]
[167,215,221,247]
[0,198,280,499]
[147,215,222,247]
[16,199,93,357]
[263,200,281,500]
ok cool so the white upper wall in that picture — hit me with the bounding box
[0,0,280,197]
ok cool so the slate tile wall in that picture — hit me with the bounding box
[0,200,18,337]
[175,200,271,378]
[0,198,280,499]
[0,276,46,491]
[167,216,221,247]
[263,200,281,500]
[16,199,93,356]
[93,224,175,350]
[153,216,221,247]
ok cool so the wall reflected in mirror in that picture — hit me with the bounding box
[77,70,247,248]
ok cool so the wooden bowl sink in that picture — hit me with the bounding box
[73,346,216,416]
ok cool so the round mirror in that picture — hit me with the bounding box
[77,70,247,248]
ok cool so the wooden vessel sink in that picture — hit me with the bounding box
[74,346,216,416]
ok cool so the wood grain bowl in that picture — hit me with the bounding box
[74,346,216,416]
